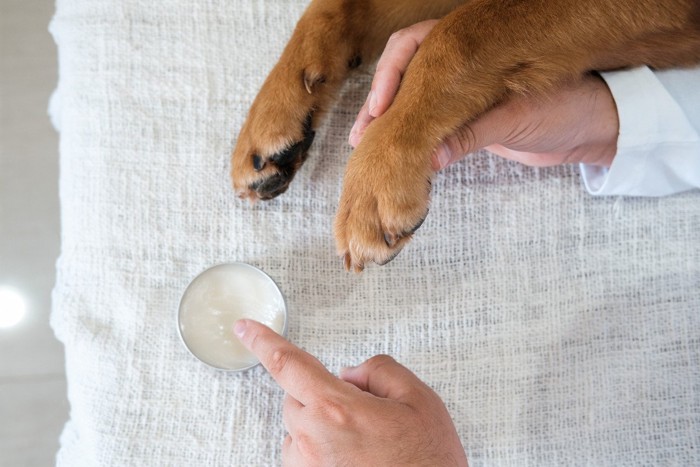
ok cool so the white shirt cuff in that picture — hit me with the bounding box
[580,67,700,197]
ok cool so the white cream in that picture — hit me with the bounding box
[178,263,286,370]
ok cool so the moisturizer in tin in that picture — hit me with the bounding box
[178,263,287,371]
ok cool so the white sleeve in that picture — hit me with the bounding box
[579,66,700,196]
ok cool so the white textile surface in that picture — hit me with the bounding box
[49,1,700,465]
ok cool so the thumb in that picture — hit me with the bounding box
[431,103,510,171]
[339,355,428,404]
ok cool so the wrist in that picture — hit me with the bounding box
[580,74,619,167]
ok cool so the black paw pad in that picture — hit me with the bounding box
[348,55,362,69]
[249,173,289,200]
[247,112,316,200]
[301,112,316,152]
[252,154,265,171]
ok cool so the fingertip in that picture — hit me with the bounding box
[339,365,357,379]
[368,81,394,118]
[234,319,269,349]
[233,319,249,339]
[350,98,374,147]
[348,121,359,147]
[348,126,363,148]
[432,144,452,171]
[369,91,385,118]
[339,365,366,390]
[368,90,378,117]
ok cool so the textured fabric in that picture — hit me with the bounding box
[49,1,700,466]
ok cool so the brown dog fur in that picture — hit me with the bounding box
[231,0,700,271]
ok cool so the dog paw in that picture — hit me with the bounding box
[334,135,432,272]
[232,109,316,201]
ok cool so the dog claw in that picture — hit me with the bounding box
[342,252,364,273]
[382,209,427,249]
[376,248,402,266]
[405,212,427,237]
[343,253,352,271]
[348,55,362,69]
[303,71,325,95]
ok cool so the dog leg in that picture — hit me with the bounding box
[231,0,467,201]
[335,0,700,271]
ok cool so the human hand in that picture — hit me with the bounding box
[349,20,620,170]
[234,319,468,467]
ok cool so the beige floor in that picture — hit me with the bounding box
[1,1,69,466]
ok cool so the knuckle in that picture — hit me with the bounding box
[282,434,292,449]
[387,28,409,45]
[293,432,318,462]
[268,348,295,377]
[317,397,352,427]
[366,354,396,370]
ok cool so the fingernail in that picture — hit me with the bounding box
[368,91,377,117]
[348,121,359,146]
[434,144,452,170]
[233,320,247,338]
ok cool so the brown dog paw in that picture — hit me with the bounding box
[232,110,316,201]
[231,3,368,202]
[334,129,433,272]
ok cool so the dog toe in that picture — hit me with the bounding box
[334,132,433,271]
[233,112,316,201]
[252,154,266,172]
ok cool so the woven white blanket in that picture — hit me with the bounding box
[50,1,700,465]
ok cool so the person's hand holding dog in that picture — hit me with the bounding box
[349,20,621,171]
[234,319,468,466]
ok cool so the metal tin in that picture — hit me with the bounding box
[177,262,288,372]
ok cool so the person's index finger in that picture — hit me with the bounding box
[372,19,439,117]
[234,319,338,405]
